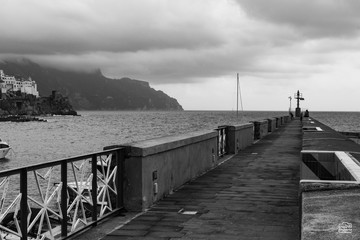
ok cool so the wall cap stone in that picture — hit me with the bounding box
[228,123,253,131]
[250,120,268,124]
[125,130,218,157]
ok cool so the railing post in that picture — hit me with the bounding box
[116,148,125,209]
[253,121,260,140]
[91,154,98,223]
[223,127,228,154]
[221,128,226,155]
[20,169,27,240]
[216,126,227,157]
[217,132,219,156]
[61,161,68,237]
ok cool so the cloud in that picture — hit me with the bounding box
[1,0,263,84]
[0,0,224,54]
[2,0,360,110]
[2,0,335,83]
[1,0,251,83]
[235,0,360,38]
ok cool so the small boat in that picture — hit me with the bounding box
[0,139,10,159]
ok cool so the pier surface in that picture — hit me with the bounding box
[85,120,302,240]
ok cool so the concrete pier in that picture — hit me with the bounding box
[95,120,302,240]
[300,118,360,239]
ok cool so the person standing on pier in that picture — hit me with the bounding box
[304,109,309,117]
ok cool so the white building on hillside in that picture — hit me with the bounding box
[0,70,39,97]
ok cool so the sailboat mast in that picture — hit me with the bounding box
[237,73,239,117]
[236,73,244,116]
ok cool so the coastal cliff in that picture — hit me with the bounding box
[0,59,183,111]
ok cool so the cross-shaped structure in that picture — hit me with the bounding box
[294,90,304,117]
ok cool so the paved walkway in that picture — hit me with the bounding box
[102,120,302,240]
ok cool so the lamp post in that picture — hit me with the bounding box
[288,96,292,113]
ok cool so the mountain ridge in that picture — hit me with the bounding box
[0,59,183,111]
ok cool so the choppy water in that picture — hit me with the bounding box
[0,110,358,170]
[310,111,360,132]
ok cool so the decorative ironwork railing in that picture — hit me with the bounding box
[0,148,125,240]
[216,126,227,157]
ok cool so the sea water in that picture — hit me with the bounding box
[310,111,360,132]
[0,110,358,170]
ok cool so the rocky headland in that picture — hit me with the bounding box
[0,59,183,111]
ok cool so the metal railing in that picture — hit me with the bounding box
[216,126,227,157]
[0,147,125,240]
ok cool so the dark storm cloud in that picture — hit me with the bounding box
[236,0,360,38]
[0,1,223,55]
[0,0,241,83]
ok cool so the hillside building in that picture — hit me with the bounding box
[0,70,39,97]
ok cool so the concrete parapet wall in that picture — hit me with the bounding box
[267,118,277,132]
[261,120,269,136]
[253,120,269,140]
[275,117,280,128]
[227,123,254,154]
[122,130,218,210]
[280,116,284,125]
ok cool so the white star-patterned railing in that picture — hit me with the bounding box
[0,147,125,240]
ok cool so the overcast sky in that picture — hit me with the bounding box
[1,0,360,111]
